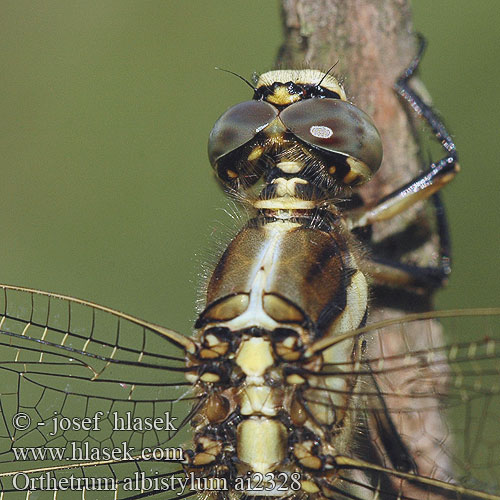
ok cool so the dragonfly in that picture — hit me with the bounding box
[0,37,499,500]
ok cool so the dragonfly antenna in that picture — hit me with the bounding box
[215,67,256,91]
[317,59,340,87]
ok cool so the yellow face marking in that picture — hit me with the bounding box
[328,165,336,174]
[227,169,238,179]
[265,85,302,106]
[248,145,264,161]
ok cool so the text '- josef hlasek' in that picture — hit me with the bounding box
[37,411,178,436]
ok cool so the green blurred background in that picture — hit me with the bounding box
[0,0,498,339]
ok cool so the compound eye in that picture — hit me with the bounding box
[208,100,278,168]
[280,98,383,185]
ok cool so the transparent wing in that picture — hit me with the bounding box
[305,309,500,499]
[0,285,198,500]
[0,285,499,499]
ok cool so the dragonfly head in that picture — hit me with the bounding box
[208,69,382,207]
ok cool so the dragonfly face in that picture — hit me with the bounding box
[0,40,499,500]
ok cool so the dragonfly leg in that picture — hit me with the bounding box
[346,29,460,229]
[362,252,447,290]
[345,35,458,291]
[345,159,458,231]
[359,193,451,290]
